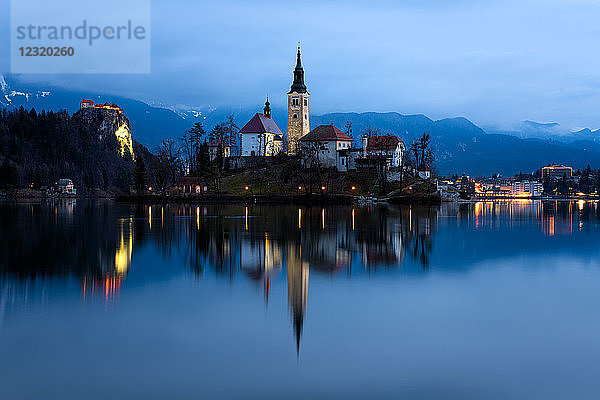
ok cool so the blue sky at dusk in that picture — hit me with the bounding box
[2,0,600,130]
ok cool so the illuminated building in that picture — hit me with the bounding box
[207,138,232,160]
[299,124,354,169]
[57,178,76,195]
[542,164,573,180]
[239,98,284,157]
[80,99,123,114]
[512,181,543,197]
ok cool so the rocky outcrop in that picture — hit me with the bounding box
[73,107,135,160]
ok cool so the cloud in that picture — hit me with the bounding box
[6,0,600,130]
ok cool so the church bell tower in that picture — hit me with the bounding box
[287,45,310,155]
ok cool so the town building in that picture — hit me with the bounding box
[360,135,405,168]
[57,179,76,195]
[512,180,543,197]
[177,177,208,194]
[299,124,353,169]
[239,99,284,157]
[542,164,573,181]
[207,138,231,161]
[287,46,310,155]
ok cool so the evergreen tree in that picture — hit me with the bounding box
[188,121,206,172]
[0,158,19,188]
[196,141,210,177]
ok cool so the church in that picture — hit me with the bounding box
[239,45,310,156]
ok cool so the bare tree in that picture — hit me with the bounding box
[156,139,182,188]
[410,133,434,172]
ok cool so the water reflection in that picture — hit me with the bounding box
[1,200,600,352]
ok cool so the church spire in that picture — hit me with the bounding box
[263,97,271,118]
[289,44,307,94]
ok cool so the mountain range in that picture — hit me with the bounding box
[2,75,599,176]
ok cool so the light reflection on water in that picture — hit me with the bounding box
[0,200,600,399]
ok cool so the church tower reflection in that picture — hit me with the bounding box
[286,243,309,355]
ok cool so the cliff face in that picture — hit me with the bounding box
[73,108,135,160]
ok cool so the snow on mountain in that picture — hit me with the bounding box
[0,75,53,108]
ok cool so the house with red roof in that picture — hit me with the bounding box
[239,99,284,157]
[360,135,406,168]
[299,124,354,170]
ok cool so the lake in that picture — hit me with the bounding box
[1,200,599,399]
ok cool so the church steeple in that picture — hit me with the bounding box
[287,43,310,155]
[263,97,271,118]
[289,44,307,94]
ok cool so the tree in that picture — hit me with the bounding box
[409,133,434,172]
[344,121,352,136]
[224,115,239,156]
[181,130,193,175]
[196,141,210,177]
[361,127,380,138]
[210,123,227,171]
[134,157,147,194]
[0,158,19,188]
[155,139,181,189]
[188,121,207,173]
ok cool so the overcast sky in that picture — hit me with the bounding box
[2,0,600,130]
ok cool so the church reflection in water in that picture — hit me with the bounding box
[1,200,599,351]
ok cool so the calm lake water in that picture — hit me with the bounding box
[1,200,600,399]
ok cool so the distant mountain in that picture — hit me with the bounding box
[0,75,192,149]
[3,75,600,176]
[311,112,600,176]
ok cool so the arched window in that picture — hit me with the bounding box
[293,114,298,119]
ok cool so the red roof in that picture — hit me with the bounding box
[239,113,283,135]
[366,135,403,151]
[81,99,94,104]
[299,124,353,142]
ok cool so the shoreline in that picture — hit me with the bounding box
[2,190,597,204]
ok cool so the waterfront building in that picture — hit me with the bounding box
[542,164,573,181]
[57,179,76,195]
[512,180,543,197]
[287,45,310,155]
[239,99,284,157]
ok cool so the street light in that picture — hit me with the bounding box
[244,186,249,191]
[351,186,356,191]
